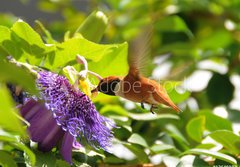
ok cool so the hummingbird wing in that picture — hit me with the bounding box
[128,25,153,78]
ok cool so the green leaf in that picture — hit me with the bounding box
[56,160,71,167]
[156,16,193,38]
[46,37,128,77]
[11,20,49,50]
[181,148,237,165]
[0,26,11,60]
[128,133,148,147]
[166,124,190,151]
[0,86,25,136]
[196,143,216,149]
[163,81,190,104]
[198,30,232,49]
[124,144,149,163]
[35,20,55,44]
[206,73,234,106]
[192,156,210,167]
[75,11,108,43]
[2,20,54,65]
[104,156,126,164]
[208,130,240,155]
[186,116,205,142]
[88,41,128,77]
[150,144,175,153]
[0,61,38,95]
[199,110,232,131]
[34,150,56,167]
[100,105,129,116]
[0,151,17,167]
[0,26,10,44]
[167,89,191,104]
[128,113,179,121]
[0,135,36,166]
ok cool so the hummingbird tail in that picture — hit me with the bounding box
[171,104,182,113]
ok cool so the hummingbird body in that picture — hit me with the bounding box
[94,67,180,113]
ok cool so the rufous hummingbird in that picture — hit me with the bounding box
[91,28,181,113]
[91,65,180,113]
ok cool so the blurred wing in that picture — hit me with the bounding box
[128,25,153,78]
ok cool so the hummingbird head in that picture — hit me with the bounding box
[92,76,121,96]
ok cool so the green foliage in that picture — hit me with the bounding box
[0,151,17,167]
[199,110,232,131]
[0,135,36,166]
[75,11,108,43]
[128,133,148,147]
[0,0,240,166]
[207,73,234,106]
[1,20,54,65]
[34,150,56,167]
[209,130,240,155]
[0,86,25,136]
[186,116,205,142]
[0,61,37,94]
[182,148,237,165]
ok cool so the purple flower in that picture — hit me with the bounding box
[20,71,115,163]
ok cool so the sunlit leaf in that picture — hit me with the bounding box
[0,25,10,44]
[88,41,128,77]
[128,133,148,147]
[186,116,205,142]
[75,11,108,43]
[196,143,216,149]
[0,86,25,136]
[168,89,191,103]
[199,110,232,131]
[35,20,55,44]
[181,148,237,165]
[150,144,175,153]
[208,130,240,155]
[100,105,129,116]
[2,20,54,65]
[46,37,128,77]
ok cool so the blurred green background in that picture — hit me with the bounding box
[0,0,240,166]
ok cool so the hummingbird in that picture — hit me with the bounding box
[91,28,181,113]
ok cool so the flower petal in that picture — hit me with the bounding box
[60,132,74,164]
[20,100,44,121]
[38,125,64,152]
[20,99,65,151]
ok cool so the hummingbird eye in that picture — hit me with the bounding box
[98,79,120,96]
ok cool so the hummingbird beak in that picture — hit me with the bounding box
[91,87,98,93]
[91,87,99,98]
